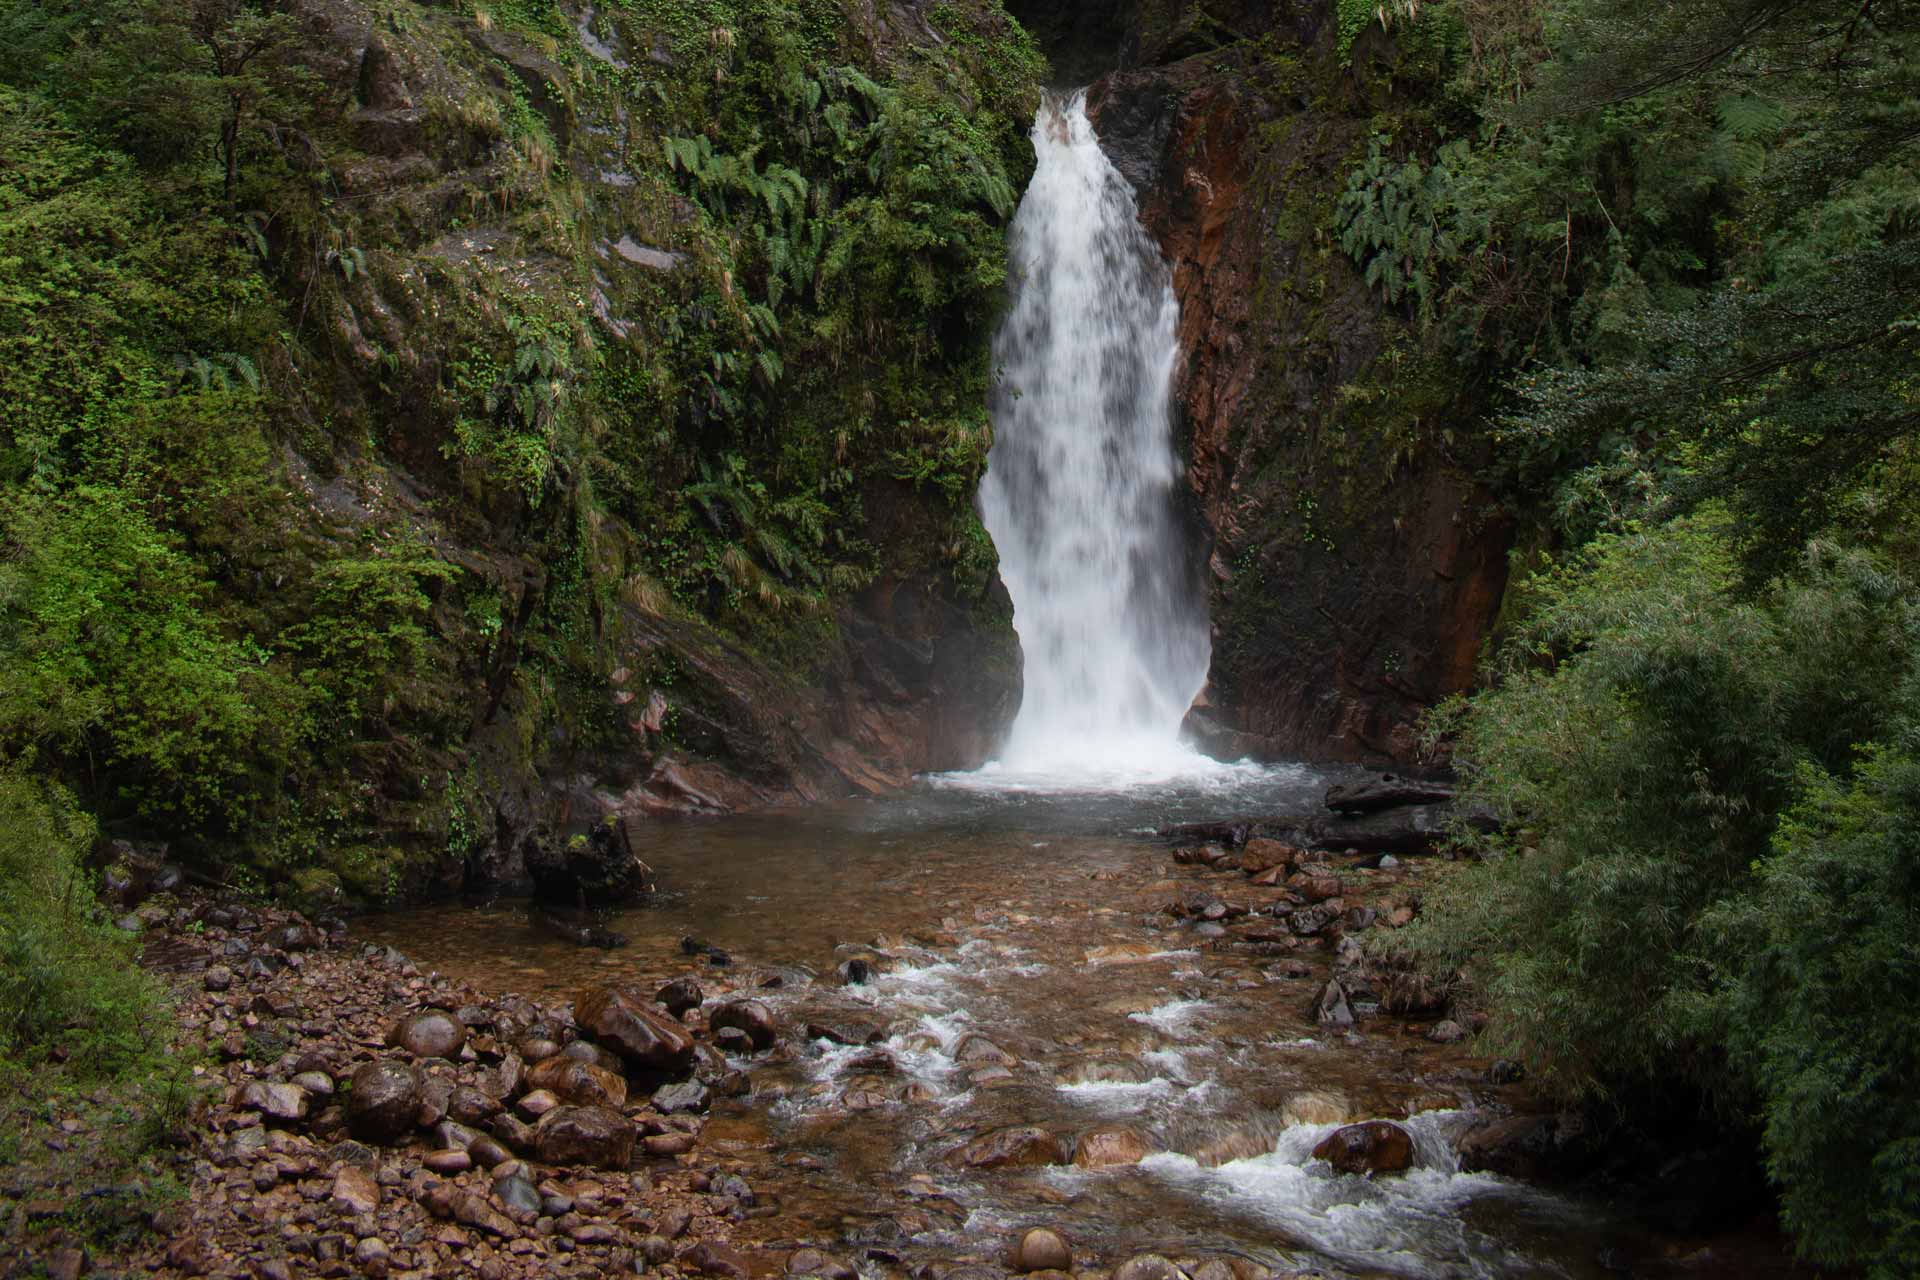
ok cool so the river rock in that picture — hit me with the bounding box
[561,1038,626,1074]
[1010,1227,1073,1272]
[1427,1019,1468,1044]
[575,985,696,1074]
[955,1126,1066,1168]
[1073,1126,1154,1168]
[652,1081,710,1114]
[447,1085,500,1124]
[330,1166,380,1215]
[517,1088,560,1119]
[786,1248,856,1280]
[657,976,704,1017]
[1280,1090,1351,1128]
[346,1061,423,1143]
[240,1081,310,1123]
[1113,1254,1188,1280]
[683,1241,751,1280]
[424,1149,471,1174]
[1287,873,1343,903]
[708,999,778,1051]
[388,1010,466,1060]
[1239,839,1297,874]
[955,1033,1016,1066]
[533,1105,635,1169]
[1311,1121,1414,1176]
[806,1018,884,1047]
[527,1055,628,1109]
[1325,774,1455,814]
[1313,979,1354,1028]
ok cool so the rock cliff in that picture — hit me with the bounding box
[1080,1,1512,763]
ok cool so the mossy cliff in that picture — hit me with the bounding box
[0,0,1041,905]
[1070,0,1512,762]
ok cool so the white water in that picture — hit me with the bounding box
[975,93,1214,782]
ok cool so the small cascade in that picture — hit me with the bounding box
[978,92,1212,778]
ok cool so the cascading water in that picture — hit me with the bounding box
[977,92,1213,779]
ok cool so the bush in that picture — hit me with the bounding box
[1711,743,1920,1277]
[1388,515,1919,1265]
[0,771,167,1077]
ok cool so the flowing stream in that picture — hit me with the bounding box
[360,98,1799,1280]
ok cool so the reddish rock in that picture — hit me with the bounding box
[1010,1227,1073,1272]
[532,1105,635,1170]
[527,1054,629,1109]
[708,999,779,1051]
[388,1009,466,1059]
[574,986,695,1073]
[1072,1126,1155,1168]
[1238,839,1297,874]
[1311,1121,1415,1176]
[954,1126,1066,1169]
[345,1061,422,1143]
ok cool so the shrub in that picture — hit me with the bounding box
[0,771,167,1077]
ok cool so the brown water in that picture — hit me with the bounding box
[360,767,1809,1280]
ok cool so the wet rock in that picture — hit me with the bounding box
[954,1126,1066,1169]
[527,816,653,904]
[1427,1019,1468,1044]
[203,965,233,992]
[1239,839,1298,874]
[291,1070,334,1098]
[682,1241,751,1280]
[806,1018,884,1047]
[1287,873,1343,903]
[708,999,778,1051]
[1072,1126,1154,1168]
[713,1027,755,1055]
[1455,1112,1592,1181]
[1313,979,1354,1028]
[533,908,628,949]
[1311,1121,1414,1176]
[652,1081,710,1114]
[467,1134,512,1168]
[424,1149,471,1174]
[1113,1254,1189,1280]
[527,1054,629,1109]
[330,1166,380,1215]
[575,985,696,1074]
[657,976,704,1017]
[644,1131,697,1157]
[488,1112,534,1152]
[240,1081,310,1123]
[837,957,875,985]
[532,1105,635,1169]
[517,1088,560,1119]
[955,1033,1015,1066]
[1325,774,1455,814]
[1280,1091,1351,1128]
[388,1010,466,1060]
[561,1038,626,1074]
[422,1184,516,1238]
[1190,1127,1273,1167]
[493,1171,541,1218]
[346,1062,422,1143]
[787,1247,857,1279]
[1010,1227,1073,1272]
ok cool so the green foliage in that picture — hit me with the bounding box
[1709,743,1920,1276]
[0,772,168,1076]
[1335,134,1482,325]
[1390,515,1918,1265]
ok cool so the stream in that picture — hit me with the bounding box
[358,769,1804,1280]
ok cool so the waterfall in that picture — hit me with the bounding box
[978,92,1212,777]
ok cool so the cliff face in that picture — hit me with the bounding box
[1,0,1037,906]
[298,0,1035,898]
[1084,3,1513,764]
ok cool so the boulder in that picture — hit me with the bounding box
[240,1081,310,1123]
[1113,1255,1188,1280]
[346,1061,423,1143]
[954,1126,1066,1169]
[330,1166,380,1215]
[1311,1121,1414,1176]
[574,985,695,1074]
[1325,773,1455,814]
[1072,1126,1154,1168]
[526,1055,628,1109]
[652,1081,710,1114]
[657,977,704,1017]
[532,1106,635,1170]
[1238,839,1297,874]
[560,1038,625,1074]
[388,1010,466,1060]
[1010,1227,1073,1273]
[527,816,653,904]
[708,999,778,1051]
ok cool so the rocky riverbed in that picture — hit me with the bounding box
[4,773,1806,1279]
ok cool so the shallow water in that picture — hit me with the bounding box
[360,766,1806,1280]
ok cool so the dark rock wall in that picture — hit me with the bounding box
[1087,7,1513,765]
